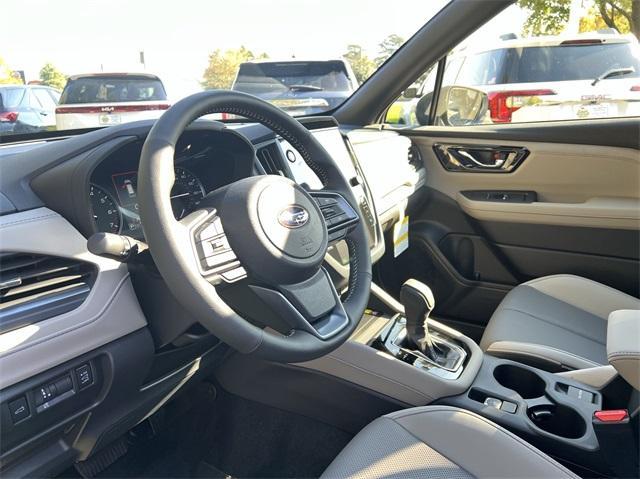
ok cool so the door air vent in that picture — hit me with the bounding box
[256,143,286,176]
[0,253,96,333]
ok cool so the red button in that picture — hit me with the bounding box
[594,410,629,422]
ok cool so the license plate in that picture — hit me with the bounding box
[574,103,610,119]
[99,113,121,125]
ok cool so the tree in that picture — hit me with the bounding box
[201,46,268,90]
[0,57,22,85]
[519,0,572,35]
[375,34,405,66]
[342,45,376,84]
[594,0,637,36]
[39,63,67,90]
[519,0,638,38]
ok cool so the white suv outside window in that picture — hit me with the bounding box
[389,30,640,125]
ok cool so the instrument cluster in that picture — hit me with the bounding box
[88,129,252,239]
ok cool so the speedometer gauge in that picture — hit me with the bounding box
[89,184,122,234]
[171,167,206,219]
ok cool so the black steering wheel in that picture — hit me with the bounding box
[137,90,372,363]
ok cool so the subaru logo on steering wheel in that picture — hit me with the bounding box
[278,205,309,229]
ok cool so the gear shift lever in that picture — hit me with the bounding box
[400,279,439,359]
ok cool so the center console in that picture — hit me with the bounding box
[295,278,638,477]
[439,355,605,473]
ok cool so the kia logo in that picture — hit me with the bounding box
[278,205,309,229]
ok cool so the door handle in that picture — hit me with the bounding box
[433,144,529,173]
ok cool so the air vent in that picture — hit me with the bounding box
[256,143,286,176]
[0,253,96,333]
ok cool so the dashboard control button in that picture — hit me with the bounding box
[483,397,503,410]
[75,364,93,390]
[54,375,73,394]
[34,385,54,406]
[501,401,517,414]
[8,396,30,424]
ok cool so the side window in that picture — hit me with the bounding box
[49,90,61,104]
[386,3,640,127]
[33,89,57,110]
[26,91,42,109]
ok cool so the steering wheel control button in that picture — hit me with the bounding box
[310,192,359,244]
[198,217,223,242]
[204,250,237,268]
[314,196,338,207]
[221,266,247,282]
[8,396,30,424]
[75,363,93,390]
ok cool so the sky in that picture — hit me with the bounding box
[2,0,527,100]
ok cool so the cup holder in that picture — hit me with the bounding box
[493,364,546,399]
[528,404,587,439]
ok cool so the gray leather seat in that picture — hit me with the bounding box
[321,406,577,478]
[480,275,640,371]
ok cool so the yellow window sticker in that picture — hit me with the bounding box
[393,215,409,258]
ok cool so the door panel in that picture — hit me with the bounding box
[379,120,640,337]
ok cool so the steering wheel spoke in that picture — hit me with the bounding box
[180,208,247,285]
[250,268,349,339]
[309,190,360,244]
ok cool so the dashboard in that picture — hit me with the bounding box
[0,117,425,477]
[83,124,419,265]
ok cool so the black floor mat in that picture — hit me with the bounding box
[202,387,352,478]
[85,381,351,479]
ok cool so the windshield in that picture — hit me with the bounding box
[0,0,449,140]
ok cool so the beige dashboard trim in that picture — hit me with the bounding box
[0,208,147,389]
